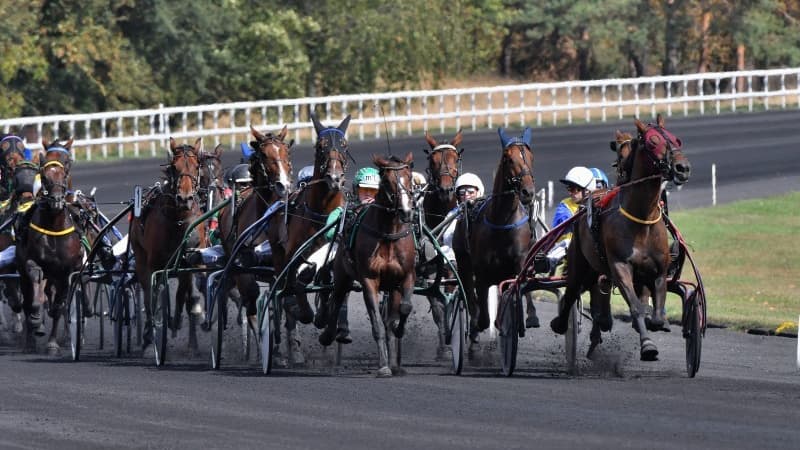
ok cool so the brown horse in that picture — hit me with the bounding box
[15,139,85,352]
[269,114,349,362]
[129,138,206,355]
[422,128,463,229]
[550,115,691,361]
[217,125,293,333]
[453,127,535,349]
[319,152,416,377]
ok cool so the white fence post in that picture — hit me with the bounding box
[712,164,717,206]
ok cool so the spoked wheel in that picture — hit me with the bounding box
[259,297,273,375]
[565,298,579,375]
[445,291,465,375]
[68,280,84,361]
[685,290,703,378]
[152,280,170,366]
[210,282,226,370]
[94,283,109,350]
[498,288,520,377]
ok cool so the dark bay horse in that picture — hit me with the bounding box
[15,140,84,352]
[453,127,535,349]
[422,128,463,229]
[319,153,416,377]
[550,115,691,361]
[130,138,206,354]
[420,129,463,358]
[217,125,293,332]
[270,114,349,343]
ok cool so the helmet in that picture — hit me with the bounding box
[354,167,380,189]
[589,167,609,189]
[411,171,427,187]
[560,166,595,192]
[226,163,251,186]
[455,172,484,197]
[297,165,314,185]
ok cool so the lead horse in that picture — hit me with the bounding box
[319,152,416,377]
[550,115,691,360]
[15,139,84,352]
[453,128,535,349]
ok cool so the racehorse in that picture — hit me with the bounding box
[269,113,349,363]
[129,138,206,355]
[453,127,535,349]
[15,139,84,353]
[199,144,226,214]
[319,152,416,377]
[550,115,691,361]
[422,129,463,229]
[217,125,293,335]
[420,129,463,359]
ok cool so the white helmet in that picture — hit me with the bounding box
[297,165,314,183]
[455,172,484,197]
[560,166,596,192]
[411,171,427,187]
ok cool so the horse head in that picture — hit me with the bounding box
[311,113,351,191]
[496,127,535,205]
[423,128,463,203]
[39,160,69,211]
[199,143,225,207]
[249,125,293,199]
[166,137,202,211]
[633,114,691,185]
[373,152,415,223]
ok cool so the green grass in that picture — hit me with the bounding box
[605,192,800,332]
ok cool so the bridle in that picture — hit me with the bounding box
[631,125,683,181]
[499,143,534,196]
[375,163,414,219]
[199,152,224,202]
[425,143,461,196]
[314,128,352,177]
[166,145,201,204]
[39,160,70,209]
[248,135,292,193]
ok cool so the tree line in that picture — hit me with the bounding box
[1,0,798,118]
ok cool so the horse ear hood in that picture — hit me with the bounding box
[497,127,510,149]
[522,127,532,149]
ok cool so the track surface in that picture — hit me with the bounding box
[1,110,799,449]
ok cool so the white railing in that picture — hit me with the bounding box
[2,67,799,161]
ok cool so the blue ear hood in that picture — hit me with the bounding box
[498,127,532,149]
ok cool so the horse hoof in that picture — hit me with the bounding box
[335,328,352,344]
[391,366,406,376]
[376,366,393,378]
[190,303,203,316]
[640,339,659,361]
[598,315,613,332]
[319,329,336,347]
[646,317,671,332]
[47,342,60,356]
[525,313,540,329]
[398,300,413,316]
[313,311,327,330]
[550,317,567,335]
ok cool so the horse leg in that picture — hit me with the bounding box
[319,268,351,347]
[610,263,658,361]
[21,260,46,340]
[456,260,479,341]
[645,276,670,332]
[363,279,391,377]
[427,293,449,361]
[587,284,610,358]
[3,279,23,334]
[47,278,69,355]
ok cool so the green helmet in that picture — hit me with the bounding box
[353,167,380,189]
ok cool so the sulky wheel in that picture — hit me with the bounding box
[685,290,703,378]
[112,281,126,357]
[94,283,109,350]
[498,288,520,377]
[564,293,579,376]
[152,280,170,366]
[445,290,466,375]
[259,299,273,375]
[209,280,226,370]
[68,280,85,361]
